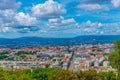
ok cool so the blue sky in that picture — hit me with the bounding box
[0,0,120,38]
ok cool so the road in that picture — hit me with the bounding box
[68,54,75,70]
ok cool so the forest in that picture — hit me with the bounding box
[0,67,119,80]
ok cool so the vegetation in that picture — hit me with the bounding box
[0,52,9,60]
[16,51,35,56]
[108,40,120,79]
[0,67,119,80]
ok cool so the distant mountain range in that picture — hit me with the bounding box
[0,35,120,48]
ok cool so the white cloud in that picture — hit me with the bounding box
[0,10,39,33]
[83,28,92,32]
[81,21,120,35]
[0,9,16,33]
[0,0,22,33]
[2,27,9,32]
[80,0,109,3]
[32,0,66,18]
[0,0,21,10]
[47,16,77,28]
[78,20,106,35]
[98,23,103,27]
[111,0,120,8]
[15,12,38,26]
[0,0,120,36]
[0,27,16,33]
[85,20,103,27]
[2,27,11,32]
[0,9,15,22]
[77,4,109,11]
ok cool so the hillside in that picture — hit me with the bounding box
[0,35,120,48]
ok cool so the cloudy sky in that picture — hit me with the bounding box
[0,0,120,38]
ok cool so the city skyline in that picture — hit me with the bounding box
[0,0,120,38]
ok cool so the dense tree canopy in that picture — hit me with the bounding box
[0,67,118,80]
[108,40,120,80]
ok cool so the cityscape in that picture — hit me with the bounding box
[0,0,120,80]
[0,44,115,72]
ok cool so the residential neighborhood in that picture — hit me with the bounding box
[0,43,115,72]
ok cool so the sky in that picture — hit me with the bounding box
[0,0,120,38]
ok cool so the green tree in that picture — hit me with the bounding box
[32,68,53,80]
[98,71,116,80]
[0,67,4,80]
[109,41,120,71]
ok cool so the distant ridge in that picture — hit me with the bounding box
[0,35,120,48]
